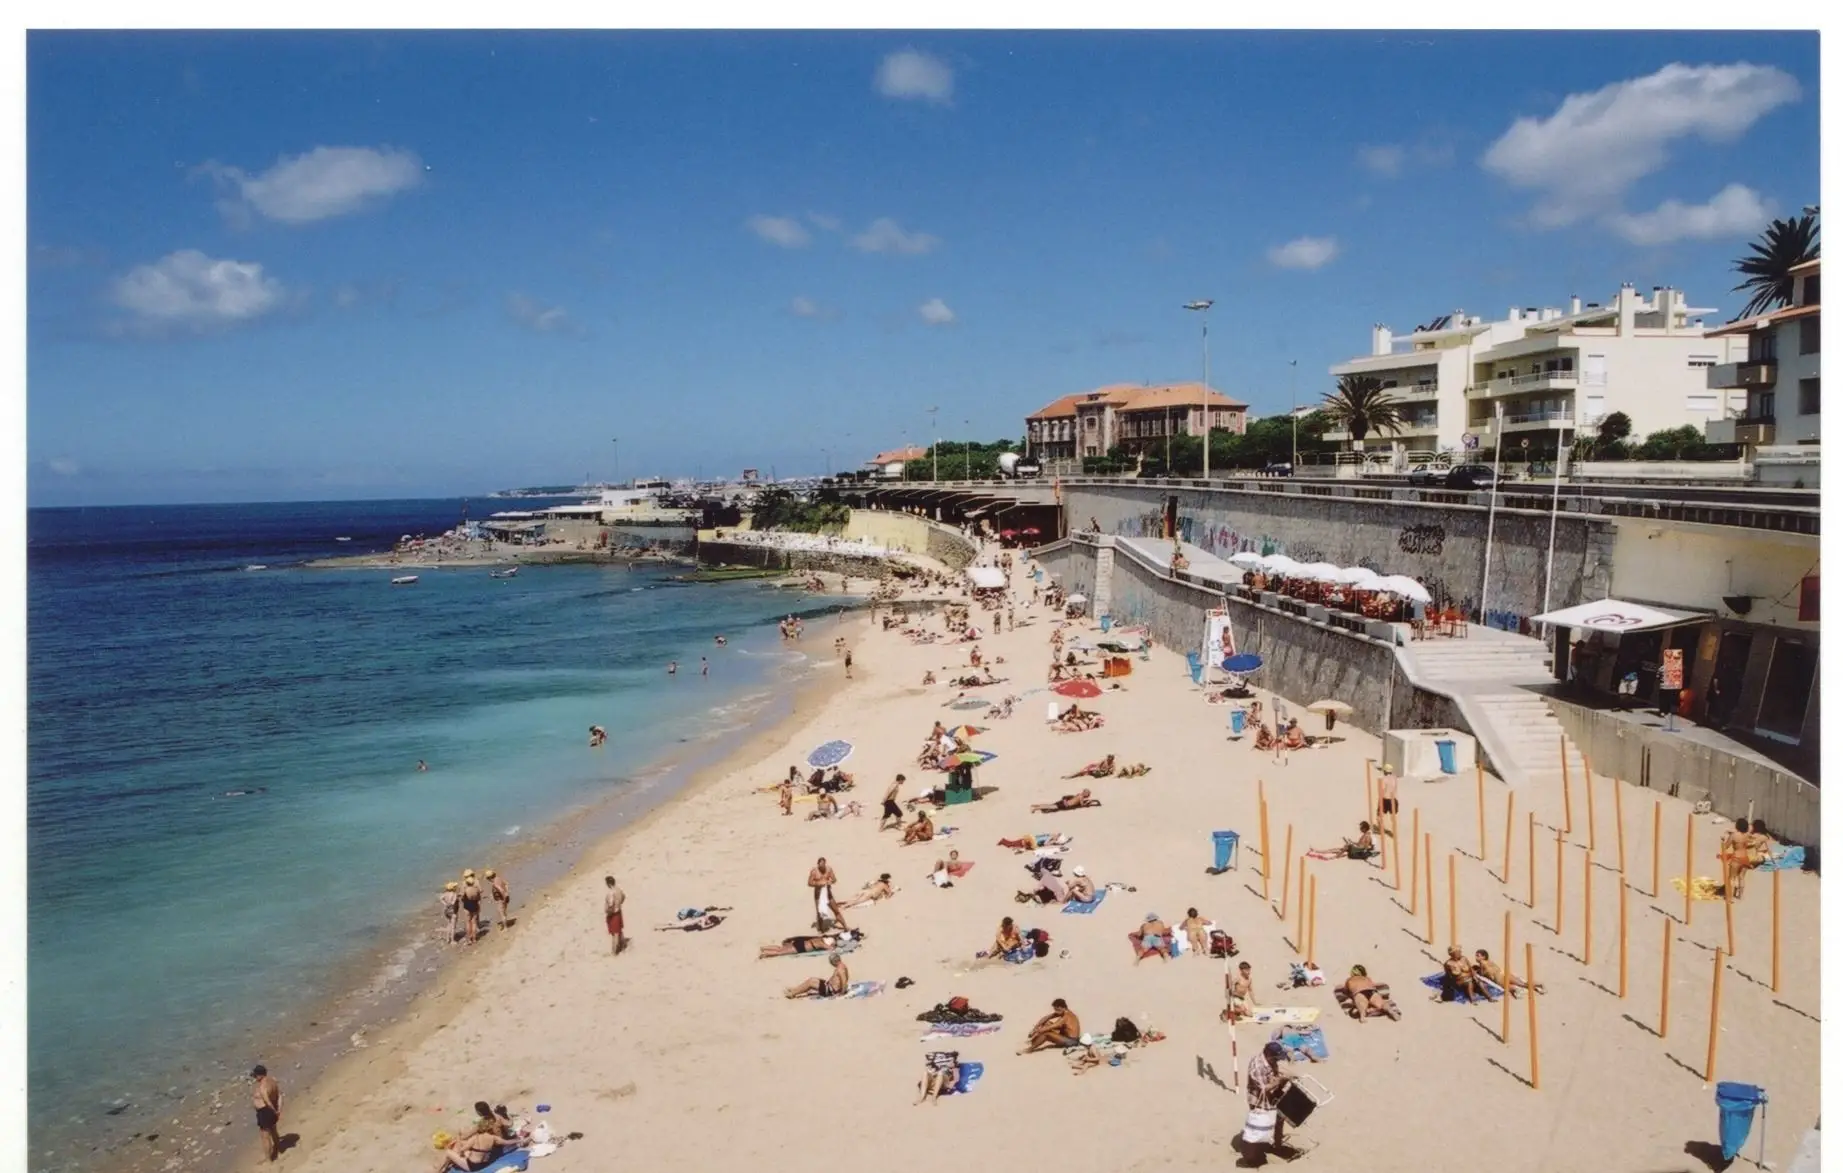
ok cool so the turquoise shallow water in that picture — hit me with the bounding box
[26,500,839,1167]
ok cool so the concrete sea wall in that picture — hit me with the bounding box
[844,511,978,569]
[697,540,893,581]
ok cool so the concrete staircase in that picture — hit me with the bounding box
[1398,630,1572,790]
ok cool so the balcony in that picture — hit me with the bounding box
[1707,361,1778,389]
[1501,409,1576,432]
[1468,370,1580,398]
[1381,382,1441,400]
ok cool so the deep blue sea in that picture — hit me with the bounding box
[26,499,838,1165]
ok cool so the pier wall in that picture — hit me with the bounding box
[843,511,978,569]
[696,540,893,581]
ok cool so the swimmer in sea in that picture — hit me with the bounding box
[417,760,428,772]
[589,725,607,748]
[668,661,678,675]
[715,634,727,646]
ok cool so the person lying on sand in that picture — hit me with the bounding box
[656,914,726,931]
[998,832,1071,852]
[1440,947,1495,1003]
[1064,754,1116,780]
[838,873,897,908]
[758,930,860,959]
[433,1126,505,1173]
[1342,965,1400,1022]
[1180,908,1210,956]
[1017,998,1082,1054]
[1116,762,1151,777]
[1473,949,1543,997]
[785,952,850,999]
[1032,790,1102,813]
[1309,821,1378,860]
[917,1051,960,1106]
[1065,865,1096,903]
[1129,914,1173,962]
[902,809,936,845]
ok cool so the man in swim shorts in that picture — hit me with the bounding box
[251,1064,281,1161]
[604,875,626,956]
[879,774,907,830]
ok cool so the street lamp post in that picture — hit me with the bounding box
[1289,360,1299,467]
[927,406,939,482]
[965,420,973,480]
[610,437,619,487]
[1184,300,1215,479]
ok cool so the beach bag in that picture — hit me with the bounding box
[946,996,970,1013]
[1111,1016,1140,1044]
[1242,1108,1278,1145]
[1209,930,1237,958]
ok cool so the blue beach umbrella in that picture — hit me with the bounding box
[806,739,853,769]
[1223,653,1264,673]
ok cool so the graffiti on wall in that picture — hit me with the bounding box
[1117,513,1290,560]
[1397,524,1446,556]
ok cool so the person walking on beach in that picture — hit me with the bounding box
[440,882,460,945]
[844,647,854,679]
[604,875,626,956]
[487,869,511,928]
[250,1064,282,1162]
[809,857,847,932]
[779,775,795,817]
[879,775,906,830]
[459,871,484,945]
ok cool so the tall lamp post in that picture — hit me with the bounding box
[1184,300,1215,478]
[610,437,619,488]
[927,405,939,482]
[1289,360,1299,467]
[965,419,973,480]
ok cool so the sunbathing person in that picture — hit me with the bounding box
[655,914,726,932]
[1017,998,1083,1054]
[1309,821,1378,860]
[758,930,860,959]
[1063,753,1117,780]
[433,1126,506,1173]
[1281,719,1307,751]
[1441,946,1496,1002]
[901,809,936,845]
[784,952,850,999]
[1065,865,1096,903]
[1717,817,1750,897]
[982,916,1025,959]
[1129,913,1173,962]
[916,1051,960,1106]
[998,832,1071,852]
[808,792,839,820]
[1016,867,1069,906]
[1341,964,1399,1022]
[1116,762,1151,778]
[1032,789,1102,813]
[921,670,937,686]
[838,873,897,908]
[1179,908,1210,956]
[1222,960,1255,1022]
[1252,724,1278,752]
[1473,949,1544,997]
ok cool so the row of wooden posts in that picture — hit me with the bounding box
[1250,735,1780,1090]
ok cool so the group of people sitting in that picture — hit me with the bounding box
[1251,717,1309,753]
[1053,704,1105,733]
[1014,856,1096,905]
[1439,946,1541,1002]
[432,1101,527,1173]
[1719,817,1777,899]
[1062,753,1150,780]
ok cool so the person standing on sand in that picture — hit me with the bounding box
[486,869,510,928]
[251,1064,281,1162]
[440,882,460,945]
[604,875,626,955]
[459,871,484,944]
[1376,764,1399,831]
[809,857,847,931]
[879,775,906,830]
[844,647,854,679]
[779,776,795,817]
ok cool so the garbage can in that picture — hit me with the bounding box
[1186,652,1203,684]
[1100,615,1113,633]
[1212,830,1240,871]
[1435,738,1458,775]
[1715,1082,1767,1162]
[1230,709,1247,737]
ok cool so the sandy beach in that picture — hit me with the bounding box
[265,551,1820,1173]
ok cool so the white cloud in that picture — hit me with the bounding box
[1481,63,1800,228]
[789,295,841,320]
[806,212,842,232]
[1266,236,1340,270]
[47,457,81,476]
[505,293,577,335]
[109,250,285,332]
[851,217,941,255]
[202,145,424,225]
[746,214,812,248]
[918,297,956,326]
[1604,183,1772,246]
[875,49,953,105]
[1357,145,1405,177]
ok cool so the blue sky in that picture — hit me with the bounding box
[26,30,1819,505]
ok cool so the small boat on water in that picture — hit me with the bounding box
[391,575,420,586]
[489,566,519,579]
[335,536,352,542]
[244,564,268,572]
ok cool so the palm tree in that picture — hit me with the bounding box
[1731,212,1819,320]
[1320,375,1408,444]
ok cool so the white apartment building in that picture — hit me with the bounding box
[1702,256,1820,450]
[1328,284,1749,457]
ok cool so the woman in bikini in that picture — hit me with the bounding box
[1309,822,1377,860]
[1032,789,1101,813]
[1717,817,1751,897]
[458,872,484,945]
[433,1125,505,1173]
[1064,754,1116,780]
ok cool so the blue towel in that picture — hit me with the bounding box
[476,1151,531,1173]
[1003,947,1035,964]
[1271,1025,1329,1062]
[949,1061,986,1095]
[1759,846,1804,872]
[1061,889,1108,914]
[1420,972,1505,1004]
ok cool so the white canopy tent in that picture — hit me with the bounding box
[965,566,1007,591]
[1529,599,1709,633]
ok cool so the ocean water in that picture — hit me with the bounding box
[26,500,842,1163]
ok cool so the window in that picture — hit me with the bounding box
[1685,393,1719,413]
[1798,377,1820,415]
[1687,355,1717,369]
[1799,314,1820,355]
[1752,331,1778,363]
[1755,391,1777,420]
[1800,274,1820,306]
[1753,637,1814,743]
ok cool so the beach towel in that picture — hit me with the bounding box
[1759,846,1805,872]
[1003,947,1035,964]
[844,980,885,999]
[922,1022,1004,1041]
[1420,973,1505,1004]
[1271,1025,1330,1063]
[946,1061,985,1095]
[1248,1007,1320,1026]
[1061,890,1108,914]
[1672,875,1725,901]
[476,1151,532,1173]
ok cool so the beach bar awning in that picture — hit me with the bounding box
[966,566,1006,590]
[1530,598,1710,633]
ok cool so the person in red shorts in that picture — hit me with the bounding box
[604,875,626,956]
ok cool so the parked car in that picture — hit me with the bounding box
[1443,465,1515,490]
[1406,464,1448,486]
[1260,462,1293,478]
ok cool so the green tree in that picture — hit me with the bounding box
[749,489,848,533]
[1573,410,1634,462]
[1635,425,1712,461]
[1320,375,1407,443]
[1731,211,1820,320]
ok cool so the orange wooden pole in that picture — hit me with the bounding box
[1502,790,1516,885]
[1527,810,1536,908]
[1476,760,1487,859]
[1259,798,1272,901]
[1705,947,1725,1083]
[1724,873,1736,958]
[1408,808,1421,914]
[1423,832,1435,945]
[1651,799,1662,898]
[1554,826,1565,936]
[1500,909,1513,1044]
[1525,941,1541,1089]
[1770,867,1782,993]
[1559,735,1573,834]
[1306,875,1318,963]
[1391,808,1403,891]
[1583,849,1594,966]
[1584,759,1597,852]
[1277,824,1294,920]
[1294,856,1307,954]
[1364,759,1374,827]
[1683,811,1695,927]
[1612,773,1627,878]
[1448,852,1459,950]
[1618,872,1629,998]
[1659,917,1673,1038]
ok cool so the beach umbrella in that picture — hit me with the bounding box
[1223,653,1264,673]
[1263,554,1302,575]
[1346,568,1387,591]
[1307,699,1352,716]
[1228,551,1266,568]
[955,750,996,765]
[1378,575,1433,603]
[1067,593,1089,605]
[806,739,853,769]
[1299,562,1343,581]
[947,724,986,739]
[1054,679,1103,699]
[1330,566,1376,585]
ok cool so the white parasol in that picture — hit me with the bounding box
[1228,551,1267,568]
[1378,575,1433,603]
[1298,562,1344,581]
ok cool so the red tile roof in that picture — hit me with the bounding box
[1027,382,1246,419]
[867,446,929,464]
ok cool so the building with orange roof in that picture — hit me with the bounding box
[1024,382,1246,462]
[1703,255,1820,452]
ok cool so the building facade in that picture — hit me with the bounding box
[1025,382,1247,461]
[1702,256,1821,453]
[1328,285,1748,457]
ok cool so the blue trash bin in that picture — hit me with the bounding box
[1100,615,1113,633]
[1212,830,1240,871]
[1230,709,1247,736]
[1185,652,1203,684]
[1435,739,1458,775]
[1716,1082,1767,1162]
